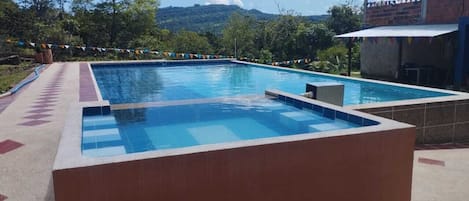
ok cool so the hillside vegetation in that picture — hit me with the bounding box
[157,4,329,33]
[0,0,361,74]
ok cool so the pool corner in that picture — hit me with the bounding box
[53,91,416,201]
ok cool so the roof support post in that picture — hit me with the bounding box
[398,37,403,80]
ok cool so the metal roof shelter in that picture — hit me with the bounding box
[334,24,459,77]
[336,24,458,38]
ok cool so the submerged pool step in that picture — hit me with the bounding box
[278,111,326,130]
[82,146,126,157]
[83,128,122,144]
[83,116,118,130]
[308,120,354,132]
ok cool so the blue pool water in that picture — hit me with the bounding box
[82,97,377,157]
[92,61,453,105]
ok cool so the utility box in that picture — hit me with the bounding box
[305,82,344,106]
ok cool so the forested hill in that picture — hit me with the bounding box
[157,4,329,34]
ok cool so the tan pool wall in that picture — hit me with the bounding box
[53,128,415,201]
[358,100,469,144]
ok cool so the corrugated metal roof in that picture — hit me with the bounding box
[335,24,458,38]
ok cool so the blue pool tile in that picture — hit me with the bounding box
[349,115,363,125]
[285,97,295,105]
[301,101,312,110]
[83,134,121,148]
[102,106,111,115]
[82,137,96,144]
[278,95,286,103]
[291,100,300,109]
[83,116,117,129]
[323,108,335,119]
[83,107,101,116]
[82,142,97,150]
[336,111,348,121]
[313,105,324,113]
[83,128,119,137]
[97,140,123,148]
[96,134,121,142]
[364,119,379,126]
[83,115,115,122]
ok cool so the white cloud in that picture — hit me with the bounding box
[232,0,244,7]
[205,0,244,7]
[205,0,230,5]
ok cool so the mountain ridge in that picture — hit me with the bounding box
[157,4,329,34]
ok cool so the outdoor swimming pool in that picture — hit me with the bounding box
[53,61,417,201]
[91,61,453,105]
[82,95,378,157]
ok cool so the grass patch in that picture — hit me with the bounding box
[351,71,361,78]
[0,62,35,93]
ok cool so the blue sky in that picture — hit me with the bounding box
[160,0,362,15]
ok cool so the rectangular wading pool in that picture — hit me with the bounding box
[53,90,416,201]
[81,95,379,157]
[87,60,469,144]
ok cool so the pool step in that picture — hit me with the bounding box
[83,128,122,144]
[308,120,353,132]
[268,104,291,113]
[278,111,324,130]
[188,125,240,144]
[82,146,126,157]
[83,116,117,130]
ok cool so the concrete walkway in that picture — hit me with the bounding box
[0,61,468,201]
[0,63,79,201]
[412,148,469,201]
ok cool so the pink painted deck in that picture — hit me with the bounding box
[79,63,98,102]
[0,140,23,154]
[17,64,66,126]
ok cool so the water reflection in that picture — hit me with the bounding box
[224,65,252,89]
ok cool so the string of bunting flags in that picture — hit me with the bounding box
[4,38,314,65]
[236,57,313,66]
[3,39,234,60]
[271,58,313,66]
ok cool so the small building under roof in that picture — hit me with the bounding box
[338,0,469,88]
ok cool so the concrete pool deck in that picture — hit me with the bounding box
[0,61,467,201]
[0,62,79,201]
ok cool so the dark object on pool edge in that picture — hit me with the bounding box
[305,82,344,106]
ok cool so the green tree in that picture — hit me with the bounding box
[269,14,301,60]
[71,0,93,13]
[259,49,273,64]
[295,23,335,59]
[253,21,272,55]
[55,0,68,16]
[121,0,160,47]
[222,13,256,58]
[203,32,222,54]
[0,0,21,36]
[326,4,361,35]
[171,31,213,54]
[19,0,54,19]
